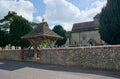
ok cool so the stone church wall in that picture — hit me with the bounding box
[71,30,102,46]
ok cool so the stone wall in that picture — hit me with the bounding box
[40,46,120,71]
[0,45,120,71]
[0,50,21,60]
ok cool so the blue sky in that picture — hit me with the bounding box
[0,0,107,31]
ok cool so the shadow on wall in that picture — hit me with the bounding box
[0,59,120,78]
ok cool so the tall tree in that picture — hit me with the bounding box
[10,15,32,48]
[99,0,120,44]
[0,11,16,23]
[0,29,9,49]
[0,11,33,48]
[53,25,67,46]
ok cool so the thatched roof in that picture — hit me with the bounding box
[21,22,62,40]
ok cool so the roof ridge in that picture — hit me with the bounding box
[73,21,94,25]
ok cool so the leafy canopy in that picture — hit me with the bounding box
[0,11,33,48]
[0,29,9,49]
[99,0,120,44]
[10,15,32,48]
[53,25,67,46]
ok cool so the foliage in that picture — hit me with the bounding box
[0,11,17,23]
[99,0,120,44]
[9,15,32,48]
[0,29,9,49]
[0,11,33,48]
[30,22,39,26]
[53,25,67,46]
[40,40,49,48]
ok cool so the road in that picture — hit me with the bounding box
[0,60,120,79]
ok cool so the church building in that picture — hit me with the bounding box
[66,14,104,47]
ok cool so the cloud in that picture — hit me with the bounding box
[36,16,43,22]
[49,22,73,31]
[43,0,81,23]
[42,0,106,31]
[91,0,106,7]
[80,0,107,21]
[0,0,34,21]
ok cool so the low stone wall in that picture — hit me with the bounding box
[40,46,120,71]
[0,45,120,71]
[0,50,21,60]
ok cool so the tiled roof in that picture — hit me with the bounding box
[72,21,97,33]
[21,22,62,40]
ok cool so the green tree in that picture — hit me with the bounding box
[0,11,33,48]
[10,15,32,48]
[0,29,9,49]
[0,11,17,23]
[99,0,120,44]
[53,25,67,46]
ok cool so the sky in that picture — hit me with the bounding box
[0,0,107,31]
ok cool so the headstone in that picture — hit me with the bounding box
[12,46,15,50]
[5,46,9,50]
[31,46,33,49]
[8,44,11,50]
[18,47,21,50]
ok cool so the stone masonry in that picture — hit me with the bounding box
[0,45,120,71]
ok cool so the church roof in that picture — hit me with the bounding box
[72,21,98,33]
[21,22,62,40]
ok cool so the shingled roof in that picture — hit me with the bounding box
[72,21,98,33]
[21,22,62,40]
